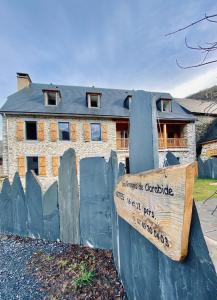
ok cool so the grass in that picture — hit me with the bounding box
[193,178,217,201]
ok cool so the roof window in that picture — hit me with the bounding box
[87,93,101,108]
[124,95,132,109]
[161,99,172,112]
[43,90,61,106]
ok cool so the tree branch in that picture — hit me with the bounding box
[165,13,217,36]
[176,58,217,69]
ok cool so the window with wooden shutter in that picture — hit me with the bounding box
[102,124,108,142]
[18,156,25,177]
[50,122,57,142]
[83,123,90,142]
[16,121,24,141]
[71,124,77,142]
[38,121,45,141]
[39,156,46,176]
[52,156,59,176]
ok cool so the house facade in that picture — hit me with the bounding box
[0,73,196,190]
[177,98,217,158]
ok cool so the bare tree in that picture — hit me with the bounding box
[165,13,217,68]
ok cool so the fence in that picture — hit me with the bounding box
[0,91,216,299]
[0,148,119,250]
[198,156,217,179]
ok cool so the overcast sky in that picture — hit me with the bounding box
[0,0,217,108]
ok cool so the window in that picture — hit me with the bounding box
[161,100,172,112]
[87,93,101,108]
[124,95,132,109]
[0,157,2,166]
[43,90,61,106]
[27,156,38,175]
[47,92,57,105]
[125,157,130,174]
[59,122,70,140]
[26,121,37,140]
[91,123,101,141]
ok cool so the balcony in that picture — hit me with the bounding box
[158,138,188,149]
[116,138,188,150]
[116,138,129,150]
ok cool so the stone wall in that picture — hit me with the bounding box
[200,141,217,160]
[3,115,196,190]
[158,122,196,167]
[4,115,124,190]
[195,115,215,142]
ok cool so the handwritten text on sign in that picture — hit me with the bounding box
[114,163,196,261]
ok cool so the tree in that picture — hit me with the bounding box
[165,13,217,68]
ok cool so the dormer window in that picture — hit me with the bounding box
[161,99,172,112]
[43,90,61,106]
[87,93,101,108]
[124,95,132,109]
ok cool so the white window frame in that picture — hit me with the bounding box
[87,93,101,108]
[161,99,172,112]
[90,123,102,141]
[44,91,60,106]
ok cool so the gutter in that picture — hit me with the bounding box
[0,111,196,122]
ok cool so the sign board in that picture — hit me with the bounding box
[114,162,196,261]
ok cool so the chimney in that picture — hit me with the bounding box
[16,72,32,91]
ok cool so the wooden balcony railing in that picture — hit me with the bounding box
[116,138,187,150]
[158,138,188,149]
[117,138,129,150]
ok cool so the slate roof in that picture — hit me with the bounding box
[200,119,217,144]
[0,82,195,121]
[177,98,217,115]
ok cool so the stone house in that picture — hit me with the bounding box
[177,98,217,157]
[0,73,196,190]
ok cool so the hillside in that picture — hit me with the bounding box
[188,86,217,101]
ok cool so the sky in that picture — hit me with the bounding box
[0,0,217,130]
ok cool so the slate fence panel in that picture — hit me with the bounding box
[11,173,28,236]
[198,156,217,179]
[43,181,60,241]
[58,148,80,244]
[80,156,112,249]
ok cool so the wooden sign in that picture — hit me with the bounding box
[114,162,196,261]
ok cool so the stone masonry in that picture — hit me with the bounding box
[3,115,196,191]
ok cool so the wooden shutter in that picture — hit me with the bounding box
[52,156,59,176]
[16,121,24,141]
[83,123,90,142]
[102,124,108,142]
[18,156,25,177]
[39,156,46,176]
[50,122,57,142]
[38,121,45,141]
[71,124,77,142]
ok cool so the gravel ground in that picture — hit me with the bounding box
[0,235,68,300]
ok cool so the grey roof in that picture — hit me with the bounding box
[200,119,217,144]
[177,98,217,115]
[0,83,195,121]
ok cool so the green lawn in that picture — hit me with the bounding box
[193,178,217,201]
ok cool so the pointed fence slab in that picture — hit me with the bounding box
[80,157,112,249]
[0,178,13,234]
[11,173,27,236]
[43,181,60,241]
[26,171,44,238]
[58,148,80,244]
